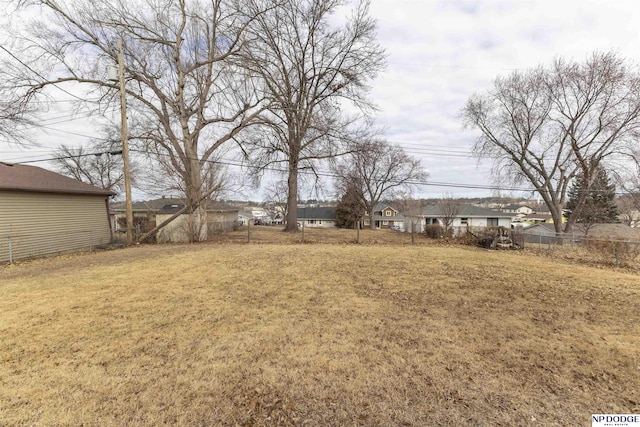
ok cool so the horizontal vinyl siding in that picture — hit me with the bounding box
[0,191,111,263]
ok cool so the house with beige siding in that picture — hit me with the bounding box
[0,162,113,263]
[154,201,239,243]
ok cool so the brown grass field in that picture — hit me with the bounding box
[1,228,639,426]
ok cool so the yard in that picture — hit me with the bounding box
[1,239,639,426]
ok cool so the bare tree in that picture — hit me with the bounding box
[3,0,269,240]
[394,190,423,233]
[334,139,427,230]
[463,52,640,233]
[239,0,386,231]
[263,179,289,225]
[52,125,132,196]
[0,99,33,146]
[437,194,462,236]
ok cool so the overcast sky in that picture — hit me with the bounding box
[3,0,640,201]
[366,0,640,199]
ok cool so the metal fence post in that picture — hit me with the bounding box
[356,221,361,244]
[8,236,13,265]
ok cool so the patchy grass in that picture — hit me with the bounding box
[1,243,639,426]
[212,225,429,246]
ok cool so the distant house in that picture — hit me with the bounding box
[112,197,239,241]
[501,204,534,217]
[237,211,253,226]
[618,210,640,228]
[0,163,113,263]
[155,201,239,243]
[296,207,336,228]
[363,204,405,230]
[111,197,183,233]
[521,213,555,225]
[406,204,512,234]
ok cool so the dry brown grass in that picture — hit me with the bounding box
[1,242,639,426]
[211,225,431,246]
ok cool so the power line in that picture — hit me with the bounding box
[13,149,122,164]
[0,45,98,104]
[9,145,637,195]
[387,61,525,72]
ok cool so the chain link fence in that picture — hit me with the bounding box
[5,222,639,270]
[514,230,640,267]
[1,229,105,265]
[206,221,437,245]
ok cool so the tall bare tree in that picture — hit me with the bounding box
[3,0,269,240]
[334,139,427,230]
[239,0,385,231]
[463,52,640,233]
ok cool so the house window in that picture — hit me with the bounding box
[461,218,468,225]
[487,218,499,226]
[308,219,316,224]
[383,220,388,225]
[318,220,322,225]
[385,210,392,216]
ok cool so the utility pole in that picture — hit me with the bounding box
[118,39,134,244]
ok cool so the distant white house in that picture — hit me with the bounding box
[296,207,336,228]
[237,211,253,226]
[405,204,512,234]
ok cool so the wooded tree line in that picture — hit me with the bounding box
[2,0,640,237]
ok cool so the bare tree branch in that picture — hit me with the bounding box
[463,52,640,233]
[334,139,427,230]
[238,0,386,231]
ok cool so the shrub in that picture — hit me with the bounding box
[423,225,445,239]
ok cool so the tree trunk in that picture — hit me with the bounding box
[549,203,564,234]
[185,149,206,241]
[369,209,376,230]
[285,158,299,232]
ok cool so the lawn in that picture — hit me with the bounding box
[1,241,639,426]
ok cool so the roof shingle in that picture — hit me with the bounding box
[0,163,114,196]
